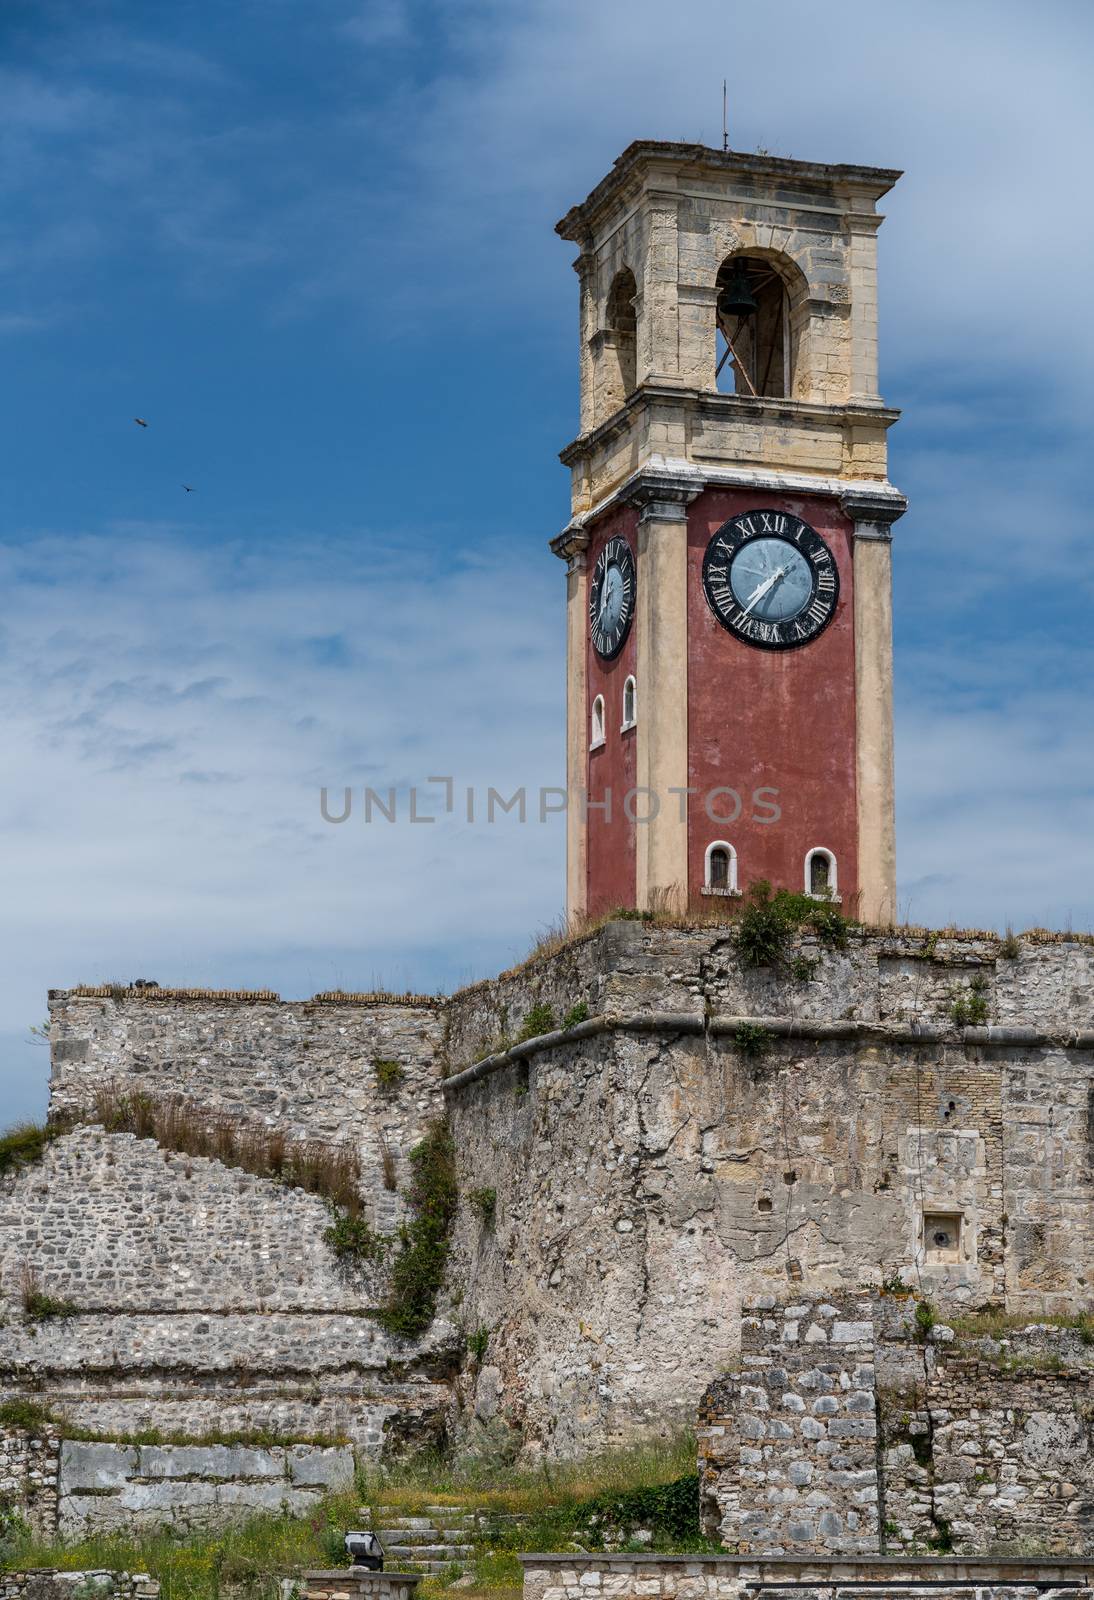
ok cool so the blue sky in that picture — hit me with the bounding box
[2,0,1093,1120]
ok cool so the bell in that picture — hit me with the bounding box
[717,260,757,321]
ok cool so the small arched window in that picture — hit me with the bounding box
[590,694,605,749]
[621,675,637,731]
[704,840,738,895]
[805,847,837,899]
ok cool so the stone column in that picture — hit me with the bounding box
[842,491,907,926]
[628,479,697,913]
[557,527,589,921]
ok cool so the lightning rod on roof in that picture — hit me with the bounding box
[722,79,728,152]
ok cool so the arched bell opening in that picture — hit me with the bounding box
[714,255,793,398]
[603,267,638,401]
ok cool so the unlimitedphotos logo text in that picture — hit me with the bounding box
[319,777,781,826]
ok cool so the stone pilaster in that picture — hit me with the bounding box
[842,490,907,925]
[626,475,698,912]
[553,523,590,920]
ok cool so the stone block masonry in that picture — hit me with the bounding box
[698,1296,880,1556]
[444,922,1094,1458]
[56,1440,353,1534]
[700,1292,1094,1558]
[0,1577,159,1600]
[520,1553,1094,1600]
[0,1426,60,1535]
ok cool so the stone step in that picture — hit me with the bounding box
[376,1528,470,1545]
[382,1544,476,1562]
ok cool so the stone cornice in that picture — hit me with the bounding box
[559,386,901,468]
[443,1010,1094,1092]
[841,487,909,537]
[551,458,907,554]
[556,140,902,241]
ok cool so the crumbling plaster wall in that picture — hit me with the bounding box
[444,924,1094,1457]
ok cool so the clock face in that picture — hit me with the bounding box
[702,510,839,650]
[589,536,636,659]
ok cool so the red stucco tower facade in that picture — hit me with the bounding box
[553,142,906,924]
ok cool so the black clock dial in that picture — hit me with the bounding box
[589,536,636,660]
[702,510,839,651]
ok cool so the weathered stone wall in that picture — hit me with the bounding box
[700,1292,1094,1559]
[882,1337,1094,1557]
[444,924,1094,1457]
[47,989,445,1196]
[0,1127,384,1311]
[520,1552,1094,1600]
[698,1296,880,1556]
[0,1427,60,1536]
[57,1440,353,1535]
[0,988,456,1490]
[0,1575,159,1600]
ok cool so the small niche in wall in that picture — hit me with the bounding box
[923,1210,962,1262]
[756,1195,773,1213]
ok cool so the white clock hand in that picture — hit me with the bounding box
[741,565,787,617]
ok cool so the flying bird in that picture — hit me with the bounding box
[182,484,195,493]
[134,417,148,427]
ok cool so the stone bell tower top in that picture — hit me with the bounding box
[555,140,904,523]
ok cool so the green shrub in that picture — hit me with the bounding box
[468,1186,497,1223]
[735,881,853,969]
[324,1208,386,1267]
[561,1001,590,1029]
[517,1002,556,1042]
[0,1122,57,1179]
[373,1059,405,1092]
[376,1119,458,1339]
[576,1472,701,1542]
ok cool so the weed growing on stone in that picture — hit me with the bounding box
[913,1298,937,1341]
[375,1118,458,1340]
[323,1207,387,1268]
[19,1265,78,1322]
[0,1399,60,1433]
[516,1003,556,1042]
[467,1324,491,1363]
[0,1121,59,1179]
[733,1022,773,1061]
[467,1186,497,1223]
[949,973,990,1026]
[91,1088,363,1215]
[374,1059,405,1092]
[561,1001,590,1029]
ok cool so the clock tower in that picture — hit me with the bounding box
[553,141,906,924]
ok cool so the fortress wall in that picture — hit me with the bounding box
[0,1128,454,1478]
[445,922,1094,1071]
[46,992,445,1196]
[445,926,1094,1458]
[882,1352,1094,1556]
[0,1127,384,1312]
[699,1295,1094,1559]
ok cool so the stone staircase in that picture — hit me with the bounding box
[369,1503,526,1576]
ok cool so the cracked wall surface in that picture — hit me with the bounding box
[444,923,1093,1457]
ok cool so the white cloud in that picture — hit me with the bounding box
[0,525,565,1120]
